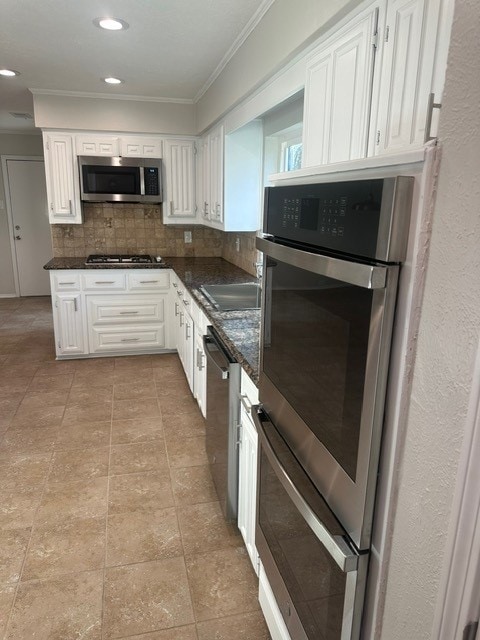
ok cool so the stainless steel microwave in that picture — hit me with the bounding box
[78,156,163,203]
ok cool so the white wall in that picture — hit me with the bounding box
[195,0,359,132]
[377,0,480,636]
[33,94,196,135]
[0,133,44,296]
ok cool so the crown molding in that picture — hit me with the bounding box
[194,0,276,103]
[29,88,194,105]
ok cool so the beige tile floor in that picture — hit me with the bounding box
[0,297,270,640]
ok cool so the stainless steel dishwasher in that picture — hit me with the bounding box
[203,326,241,522]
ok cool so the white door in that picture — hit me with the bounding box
[6,159,52,296]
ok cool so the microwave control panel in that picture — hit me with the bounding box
[144,167,160,195]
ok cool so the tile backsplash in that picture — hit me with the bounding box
[51,203,258,276]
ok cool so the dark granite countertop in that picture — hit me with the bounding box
[44,256,261,382]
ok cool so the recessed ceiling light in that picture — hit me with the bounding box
[94,17,129,31]
[0,69,20,77]
[103,77,123,85]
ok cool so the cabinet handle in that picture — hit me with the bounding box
[177,290,183,297]
[59,281,75,285]
[68,200,72,214]
[425,92,442,142]
[203,201,209,216]
[179,311,184,327]
[185,323,191,339]
[240,393,253,414]
[121,337,140,342]
[73,297,78,312]
[174,302,179,317]
[172,283,178,288]
[197,348,205,371]
[95,281,115,284]
[183,299,190,306]
[169,201,174,216]
[139,280,158,284]
[119,311,139,315]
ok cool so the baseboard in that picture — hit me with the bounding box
[0,293,18,298]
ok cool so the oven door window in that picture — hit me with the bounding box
[82,165,140,195]
[263,259,372,481]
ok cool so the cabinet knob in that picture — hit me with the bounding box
[15,235,21,240]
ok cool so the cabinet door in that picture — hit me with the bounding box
[375,0,441,153]
[238,405,259,573]
[194,330,207,418]
[183,313,194,393]
[75,135,119,156]
[54,293,86,356]
[303,7,379,166]
[120,137,163,158]
[196,135,210,224]
[44,133,82,223]
[209,125,224,224]
[163,139,196,222]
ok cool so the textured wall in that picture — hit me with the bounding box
[378,0,480,637]
[51,203,223,259]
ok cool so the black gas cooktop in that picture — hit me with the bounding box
[85,254,154,265]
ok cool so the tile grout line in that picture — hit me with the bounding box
[2,448,55,639]
[156,377,200,639]
[100,370,115,640]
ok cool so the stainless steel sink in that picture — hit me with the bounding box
[199,283,261,311]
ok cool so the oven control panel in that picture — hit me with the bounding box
[264,177,413,262]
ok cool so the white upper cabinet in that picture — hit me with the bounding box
[303,4,380,167]
[374,0,442,154]
[196,135,210,224]
[43,133,82,224]
[199,121,262,232]
[163,138,197,224]
[120,136,163,158]
[208,124,224,225]
[75,135,120,156]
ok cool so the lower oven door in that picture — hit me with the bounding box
[254,408,368,640]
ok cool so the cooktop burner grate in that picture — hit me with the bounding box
[85,254,154,264]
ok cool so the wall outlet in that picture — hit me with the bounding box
[184,230,192,243]
[235,236,240,252]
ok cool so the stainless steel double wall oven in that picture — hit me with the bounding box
[254,176,413,639]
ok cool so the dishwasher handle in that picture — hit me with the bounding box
[203,330,231,380]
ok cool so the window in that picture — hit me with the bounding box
[281,137,303,171]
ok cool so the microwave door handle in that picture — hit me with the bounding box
[252,408,358,573]
[139,166,145,196]
[256,236,388,290]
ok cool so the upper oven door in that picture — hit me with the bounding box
[256,237,399,550]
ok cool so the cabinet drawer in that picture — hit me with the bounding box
[82,272,126,291]
[87,296,165,326]
[89,326,166,353]
[51,272,80,292]
[127,271,170,291]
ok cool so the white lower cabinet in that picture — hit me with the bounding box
[53,292,86,356]
[237,369,260,574]
[259,564,292,640]
[50,269,173,358]
[194,329,207,418]
[173,275,208,414]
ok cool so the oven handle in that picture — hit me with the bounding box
[252,407,359,573]
[256,236,387,289]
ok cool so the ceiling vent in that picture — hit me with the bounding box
[9,112,33,119]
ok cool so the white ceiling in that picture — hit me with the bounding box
[0,0,271,132]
